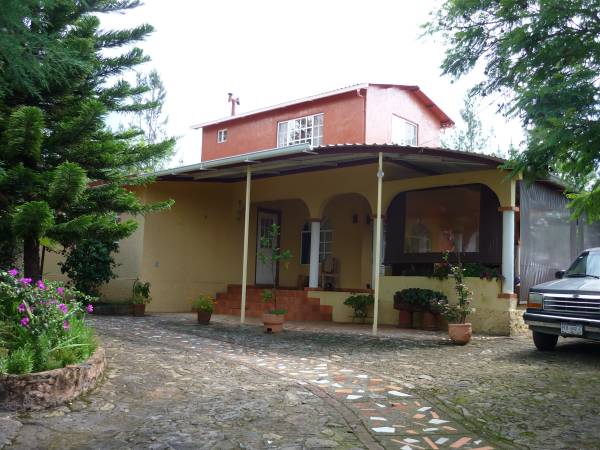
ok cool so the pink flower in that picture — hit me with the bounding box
[17,303,26,313]
[19,277,32,285]
[37,280,46,290]
[57,303,68,314]
[86,304,94,313]
[57,287,65,296]
[63,320,69,330]
[8,269,18,276]
[20,317,29,327]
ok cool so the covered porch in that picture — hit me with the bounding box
[148,144,521,335]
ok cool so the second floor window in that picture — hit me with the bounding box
[217,129,228,143]
[277,113,323,147]
[392,116,417,146]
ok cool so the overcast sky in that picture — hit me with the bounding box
[101,0,524,167]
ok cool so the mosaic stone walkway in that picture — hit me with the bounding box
[116,318,498,450]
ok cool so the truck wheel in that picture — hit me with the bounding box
[532,331,558,351]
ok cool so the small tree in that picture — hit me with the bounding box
[442,94,491,153]
[258,224,292,314]
[436,252,474,324]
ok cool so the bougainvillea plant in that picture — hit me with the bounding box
[0,268,96,374]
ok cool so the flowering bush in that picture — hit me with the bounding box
[433,253,475,324]
[0,269,97,374]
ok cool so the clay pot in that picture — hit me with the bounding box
[197,310,212,325]
[398,310,413,328]
[448,323,472,345]
[262,313,284,333]
[422,311,438,331]
[132,304,145,317]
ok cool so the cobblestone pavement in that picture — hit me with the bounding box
[3,314,600,449]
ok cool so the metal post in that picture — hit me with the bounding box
[240,167,252,323]
[372,152,384,336]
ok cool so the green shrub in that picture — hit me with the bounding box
[60,239,118,296]
[132,279,152,305]
[192,295,215,313]
[394,288,447,311]
[7,346,34,374]
[344,294,374,323]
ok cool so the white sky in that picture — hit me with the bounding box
[101,0,524,167]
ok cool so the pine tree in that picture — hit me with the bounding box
[0,1,175,284]
[442,95,491,153]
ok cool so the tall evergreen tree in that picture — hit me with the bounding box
[442,95,491,153]
[426,0,600,220]
[0,0,175,283]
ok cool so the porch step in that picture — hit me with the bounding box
[214,285,331,322]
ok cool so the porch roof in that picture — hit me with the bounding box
[153,143,508,182]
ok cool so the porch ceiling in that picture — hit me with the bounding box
[154,144,506,182]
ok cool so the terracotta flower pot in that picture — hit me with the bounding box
[448,323,472,345]
[132,304,145,317]
[262,313,284,333]
[398,310,413,328]
[197,310,212,325]
[422,311,438,331]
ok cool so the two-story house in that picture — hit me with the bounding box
[48,83,587,336]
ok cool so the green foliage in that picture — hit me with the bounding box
[394,288,447,312]
[258,224,293,314]
[192,295,215,313]
[434,252,475,324]
[12,201,54,239]
[344,294,374,323]
[0,269,96,374]
[131,279,151,305]
[441,95,491,152]
[0,1,175,278]
[6,346,34,375]
[426,0,600,220]
[432,261,502,281]
[60,239,118,296]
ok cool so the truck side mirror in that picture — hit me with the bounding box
[555,270,565,279]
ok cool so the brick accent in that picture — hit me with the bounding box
[214,285,332,322]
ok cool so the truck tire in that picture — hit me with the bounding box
[532,331,558,351]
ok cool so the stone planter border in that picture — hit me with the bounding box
[0,347,106,411]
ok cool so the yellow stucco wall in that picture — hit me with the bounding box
[313,276,517,335]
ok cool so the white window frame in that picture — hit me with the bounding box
[277,113,323,148]
[217,129,228,143]
[300,218,333,264]
[391,115,418,146]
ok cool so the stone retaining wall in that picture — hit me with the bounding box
[0,347,106,411]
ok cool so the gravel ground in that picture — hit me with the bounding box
[2,314,599,450]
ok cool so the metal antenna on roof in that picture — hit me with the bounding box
[228,93,240,116]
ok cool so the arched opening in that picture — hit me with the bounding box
[319,193,373,289]
[385,184,502,276]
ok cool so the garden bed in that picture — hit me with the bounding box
[0,347,106,411]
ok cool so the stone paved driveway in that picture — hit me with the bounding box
[2,314,600,449]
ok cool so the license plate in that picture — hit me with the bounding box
[560,322,583,336]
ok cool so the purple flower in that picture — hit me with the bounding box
[86,304,94,313]
[57,287,65,296]
[20,317,29,327]
[19,277,32,285]
[17,303,26,313]
[63,320,69,330]
[37,280,46,290]
[8,268,18,277]
[57,303,68,314]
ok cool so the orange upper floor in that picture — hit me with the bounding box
[195,84,454,162]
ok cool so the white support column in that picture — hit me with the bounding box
[372,152,384,336]
[501,208,515,294]
[240,167,252,323]
[308,219,321,288]
[371,216,378,287]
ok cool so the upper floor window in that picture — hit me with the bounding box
[217,129,228,143]
[392,116,417,146]
[277,113,323,148]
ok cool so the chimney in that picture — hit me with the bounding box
[228,93,240,116]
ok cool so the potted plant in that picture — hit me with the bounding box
[193,295,215,324]
[344,293,374,323]
[433,253,475,344]
[131,279,151,316]
[258,223,292,333]
[393,288,446,329]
